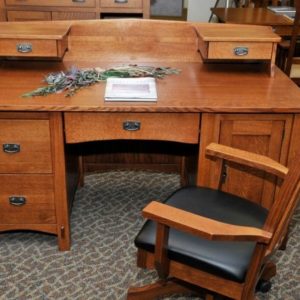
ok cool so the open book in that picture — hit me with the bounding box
[104,77,157,102]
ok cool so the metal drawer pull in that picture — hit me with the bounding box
[234,47,249,56]
[123,121,141,131]
[115,0,128,3]
[17,43,32,53]
[72,0,86,2]
[9,196,26,206]
[3,143,20,154]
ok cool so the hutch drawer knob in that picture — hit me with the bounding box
[3,143,20,154]
[16,43,32,53]
[9,196,26,206]
[233,47,249,56]
[115,0,128,3]
[123,121,141,131]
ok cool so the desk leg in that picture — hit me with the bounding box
[50,112,71,251]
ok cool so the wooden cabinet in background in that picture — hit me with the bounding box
[198,113,293,209]
[2,0,150,21]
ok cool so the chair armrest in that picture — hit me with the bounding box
[206,143,288,179]
[143,201,272,244]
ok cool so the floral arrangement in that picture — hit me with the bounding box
[22,65,180,97]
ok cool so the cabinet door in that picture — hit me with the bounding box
[7,10,51,21]
[198,114,293,208]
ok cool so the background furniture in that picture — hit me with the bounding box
[128,143,299,299]
[0,20,300,251]
[211,7,294,36]
[0,0,151,21]
[285,0,300,84]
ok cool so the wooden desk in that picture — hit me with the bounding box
[211,8,294,36]
[0,19,300,251]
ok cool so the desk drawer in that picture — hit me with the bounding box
[0,174,56,224]
[6,0,96,7]
[64,112,200,144]
[205,41,273,60]
[100,0,143,8]
[0,37,67,58]
[0,119,52,173]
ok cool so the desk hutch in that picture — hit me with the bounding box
[0,19,299,251]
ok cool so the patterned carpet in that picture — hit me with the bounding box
[0,171,299,300]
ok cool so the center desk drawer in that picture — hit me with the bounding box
[0,174,55,224]
[100,0,143,8]
[0,119,52,173]
[64,112,200,144]
[5,0,96,7]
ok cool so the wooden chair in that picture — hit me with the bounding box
[127,143,300,300]
[284,0,300,84]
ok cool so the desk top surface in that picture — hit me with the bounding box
[0,19,300,113]
[211,8,293,27]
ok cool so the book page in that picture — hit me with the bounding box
[105,77,157,102]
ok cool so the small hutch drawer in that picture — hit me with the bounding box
[0,38,66,57]
[100,0,143,8]
[0,174,56,224]
[64,112,200,144]
[0,23,70,59]
[204,41,273,60]
[5,0,96,8]
[0,119,52,173]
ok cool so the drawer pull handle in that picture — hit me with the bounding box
[123,121,141,131]
[3,143,20,154]
[115,0,128,3]
[72,0,86,2]
[9,196,26,206]
[234,47,249,56]
[17,43,32,53]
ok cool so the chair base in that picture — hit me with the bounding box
[127,278,192,300]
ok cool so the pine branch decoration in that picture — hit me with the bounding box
[22,65,180,98]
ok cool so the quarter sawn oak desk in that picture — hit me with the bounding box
[0,19,300,251]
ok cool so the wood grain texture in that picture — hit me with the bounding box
[0,20,299,112]
[0,22,71,39]
[7,10,51,21]
[206,143,288,179]
[3,0,150,20]
[64,112,200,144]
[5,0,96,7]
[143,201,272,243]
[198,114,293,208]
[0,118,52,173]
[0,174,55,224]
[195,23,281,42]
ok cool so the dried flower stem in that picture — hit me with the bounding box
[22,65,180,98]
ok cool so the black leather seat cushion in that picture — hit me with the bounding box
[135,186,268,283]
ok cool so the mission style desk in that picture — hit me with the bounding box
[0,19,300,251]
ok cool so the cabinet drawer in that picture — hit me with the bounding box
[0,119,52,173]
[100,0,143,8]
[52,11,97,20]
[0,174,56,224]
[6,0,96,7]
[7,10,52,21]
[205,41,273,60]
[64,112,200,144]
